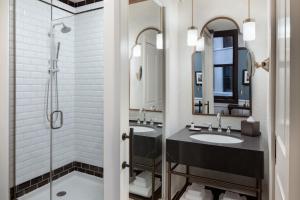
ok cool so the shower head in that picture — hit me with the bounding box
[61,24,71,33]
[52,23,71,33]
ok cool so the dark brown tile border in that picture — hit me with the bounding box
[10,161,103,200]
[58,0,103,8]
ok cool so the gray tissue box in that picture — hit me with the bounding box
[241,120,260,137]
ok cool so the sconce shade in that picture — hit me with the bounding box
[156,32,163,49]
[196,37,205,52]
[187,27,198,46]
[243,19,256,41]
[133,44,142,57]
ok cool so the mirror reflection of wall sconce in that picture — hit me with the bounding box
[132,8,164,57]
[132,27,163,58]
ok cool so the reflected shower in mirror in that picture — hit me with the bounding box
[192,17,252,117]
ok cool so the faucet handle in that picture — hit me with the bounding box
[208,123,213,132]
[226,126,231,134]
[137,118,141,124]
[150,119,154,126]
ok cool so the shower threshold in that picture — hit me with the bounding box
[19,172,103,200]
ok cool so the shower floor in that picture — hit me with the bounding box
[19,172,103,200]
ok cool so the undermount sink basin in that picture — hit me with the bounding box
[190,134,243,144]
[130,126,155,133]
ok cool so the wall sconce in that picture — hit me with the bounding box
[243,0,256,41]
[156,32,163,49]
[156,7,164,50]
[132,27,162,58]
[132,44,142,57]
[196,36,204,52]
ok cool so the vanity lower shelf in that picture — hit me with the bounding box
[168,163,260,200]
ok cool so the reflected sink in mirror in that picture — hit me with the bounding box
[130,126,155,133]
[190,133,243,144]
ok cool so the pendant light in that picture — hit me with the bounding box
[156,8,163,49]
[187,0,198,46]
[243,0,256,41]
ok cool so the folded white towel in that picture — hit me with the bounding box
[219,193,225,200]
[129,178,161,198]
[184,192,204,200]
[204,190,213,200]
[186,183,205,196]
[180,189,213,200]
[134,171,152,187]
[223,191,241,200]
[220,191,246,200]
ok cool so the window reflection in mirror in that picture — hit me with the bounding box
[192,19,252,117]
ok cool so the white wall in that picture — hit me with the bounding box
[103,0,128,199]
[0,0,10,199]
[74,10,104,167]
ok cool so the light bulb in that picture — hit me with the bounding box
[156,32,163,49]
[187,27,198,46]
[196,37,205,52]
[133,44,142,57]
[243,19,256,41]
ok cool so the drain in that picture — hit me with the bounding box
[56,191,67,197]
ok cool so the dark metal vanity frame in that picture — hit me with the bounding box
[167,162,262,200]
[130,157,162,200]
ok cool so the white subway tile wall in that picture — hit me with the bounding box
[13,0,103,185]
[74,10,103,167]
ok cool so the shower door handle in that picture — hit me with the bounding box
[50,110,63,130]
[122,128,134,177]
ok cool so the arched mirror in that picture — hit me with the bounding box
[192,17,252,117]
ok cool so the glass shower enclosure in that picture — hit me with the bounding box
[11,0,104,199]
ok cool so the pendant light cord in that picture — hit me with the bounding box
[248,0,250,19]
[192,0,194,26]
[160,7,162,31]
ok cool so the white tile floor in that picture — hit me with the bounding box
[19,172,103,200]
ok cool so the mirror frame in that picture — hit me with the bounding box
[192,16,253,117]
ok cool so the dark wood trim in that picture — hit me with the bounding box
[11,161,103,199]
[213,29,239,104]
[58,0,103,8]
[129,0,148,5]
[37,0,103,15]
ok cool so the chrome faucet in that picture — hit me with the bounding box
[142,109,147,125]
[217,112,222,132]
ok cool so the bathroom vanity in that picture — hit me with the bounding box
[166,127,264,200]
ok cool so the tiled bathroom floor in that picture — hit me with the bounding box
[19,172,103,200]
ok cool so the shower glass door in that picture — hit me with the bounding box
[14,0,104,199]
